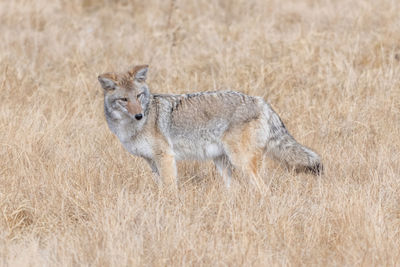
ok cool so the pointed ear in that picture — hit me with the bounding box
[127,65,149,82]
[98,73,116,90]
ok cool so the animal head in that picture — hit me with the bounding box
[98,65,150,121]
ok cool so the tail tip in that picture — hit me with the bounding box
[305,161,323,175]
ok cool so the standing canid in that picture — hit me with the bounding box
[98,65,322,188]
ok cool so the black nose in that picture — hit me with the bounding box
[135,113,143,120]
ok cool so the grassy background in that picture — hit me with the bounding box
[1,0,400,265]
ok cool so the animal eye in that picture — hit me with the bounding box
[120,98,128,102]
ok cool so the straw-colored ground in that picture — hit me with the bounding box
[1,0,400,265]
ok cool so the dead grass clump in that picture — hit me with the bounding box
[1,0,400,265]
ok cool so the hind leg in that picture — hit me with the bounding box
[228,149,265,190]
[213,155,233,188]
[222,121,266,190]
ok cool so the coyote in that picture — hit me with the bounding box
[98,65,322,188]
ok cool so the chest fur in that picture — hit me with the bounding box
[107,119,153,158]
[121,137,153,158]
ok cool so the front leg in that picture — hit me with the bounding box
[213,155,233,188]
[144,157,161,185]
[154,152,177,187]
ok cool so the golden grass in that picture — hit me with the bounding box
[1,0,400,265]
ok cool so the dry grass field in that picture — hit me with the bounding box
[1,0,400,265]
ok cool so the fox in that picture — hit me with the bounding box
[97,64,322,188]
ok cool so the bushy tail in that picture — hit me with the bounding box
[264,106,323,175]
[268,134,323,175]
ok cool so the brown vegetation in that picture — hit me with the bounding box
[1,0,400,265]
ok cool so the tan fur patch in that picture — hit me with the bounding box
[127,99,142,115]
[99,72,118,81]
[99,71,138,89]
[222,119,264,188]
[127,64,149,77]
[158,153,177,186]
